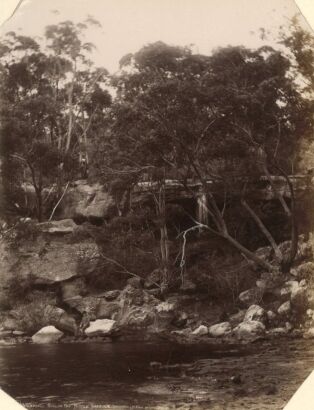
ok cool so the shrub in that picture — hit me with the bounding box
[6,272,36,302]
[1,219,39,250]
[188,252,257,307]
[10,292,56,334]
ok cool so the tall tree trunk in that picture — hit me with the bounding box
[35,187,43,222]
[155,180,170,292]
[241,198,283,263]
[199,182,274,271]
[65,62,76,153]
[273,165,299,271]
[160,224,170,290]
[224,233,274,271]
[262,163,291,217]
[181,149,275,272]
[65,81,74,153]
[28,162,43,222]
[263,160,298,271]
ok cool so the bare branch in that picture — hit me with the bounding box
[48,181,70,221]
[100,253,161,289]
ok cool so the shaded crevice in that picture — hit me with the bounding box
[73,215,104,226]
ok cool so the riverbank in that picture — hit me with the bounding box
[1,220,314,348]
[1,223,314,410]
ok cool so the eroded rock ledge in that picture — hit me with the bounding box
[1,219,314,345]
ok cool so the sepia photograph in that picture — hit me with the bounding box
[0,0,314,409]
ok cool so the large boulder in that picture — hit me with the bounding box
[244,305,267,323]
[155,301,177,328]
[54,315,77,335]
[234,320,265,339]
[280,281,299,298]
[58,181,115,220]
[277,301,291,316]
[239,288,263,307]
[304,328,314,339]
[296,240,313,261]
[192,325,208,336]
[85,319,116,336]
[45,305,77,334]
[119,307,155,328]
[292,262,314,280]
[32,326,63,344]
[290,285,308,314]
[13,241,99,284]
[156,301,176,313]
[117,286,158,330]
[279,238,313,264]
[208,322,232,338]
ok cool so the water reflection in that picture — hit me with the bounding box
[0,342,250,409]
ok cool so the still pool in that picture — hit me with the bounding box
[0,340,312,409]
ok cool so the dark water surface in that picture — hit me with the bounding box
[0,340,313,410]
[0,342,252,409]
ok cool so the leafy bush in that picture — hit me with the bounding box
[188,252,257,306]
[1,219,39,250]
[9,292,56,334]
[6,272,36,302]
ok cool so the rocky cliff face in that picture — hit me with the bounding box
[21,177,313,224]
[56,180,116,222]
[1,215,314,345]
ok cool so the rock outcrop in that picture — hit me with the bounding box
[1,222,314,344]
[208,322,232,337]
[244,305,267,323]
[234,321,265,339]
[192,325,208,336]
[45,306,78,334]
[4,238,99,285]
[85,319,117,336]
[57,181,116,221]
[32,326,64,344]
[37,219,77,234]
[277,301,291,316]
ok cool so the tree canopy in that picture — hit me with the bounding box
[0,19,111,220]
[1,17,313,283]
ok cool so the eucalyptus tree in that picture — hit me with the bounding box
[0,19,111,221]
[108,41,313,275]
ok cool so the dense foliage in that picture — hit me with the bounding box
[1,17,313,289]
[0,19,111,221]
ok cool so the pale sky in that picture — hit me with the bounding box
[0,0,313,73]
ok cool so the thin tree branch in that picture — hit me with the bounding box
[48,181,70,221]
